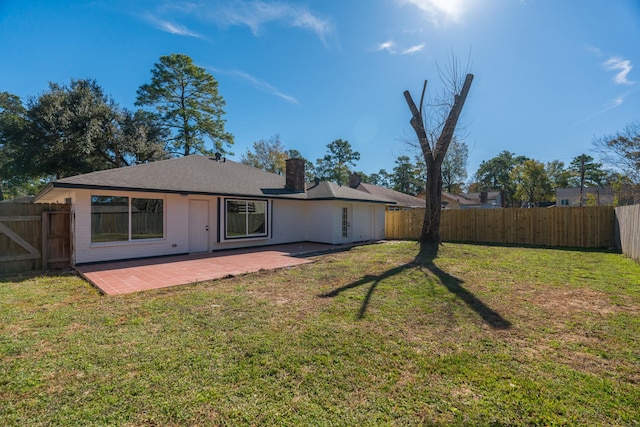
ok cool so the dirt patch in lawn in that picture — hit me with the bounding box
[528,287,626,315]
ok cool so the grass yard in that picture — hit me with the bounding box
[1,242,639,426]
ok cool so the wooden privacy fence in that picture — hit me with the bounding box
[0,202,71,275]
[386,207,616,248]
[615,204,640,263]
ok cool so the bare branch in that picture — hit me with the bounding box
[434,74,474,164]
[403,90,432,160]
[418,80,427,118]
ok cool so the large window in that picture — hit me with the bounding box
[225,199,267,239]
[91,196,164,243]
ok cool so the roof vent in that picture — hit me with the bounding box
[214,152,222,161]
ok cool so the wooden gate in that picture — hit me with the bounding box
[0,202,71,275]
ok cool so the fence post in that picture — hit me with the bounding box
[41,210,49,270]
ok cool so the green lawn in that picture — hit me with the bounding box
[1,242,639,426]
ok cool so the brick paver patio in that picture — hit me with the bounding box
[76,242,358,295]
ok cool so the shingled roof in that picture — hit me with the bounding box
[352,182,425,208]
[35,155,394,204]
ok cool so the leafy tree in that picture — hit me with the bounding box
[567,154,611,207]
[119,109,171,165]
[593,121,640,182]
[21,79,120,178]
[315,139,360,185]
[567,154,608,188]
[241,138,315,179]
[441,137,468,193]
[466,181,481,193]
[241,135,288,174]
[0,92,30,199]
[0,178,46,200]
[391,155,424,195]
[365,169,392,187]
[474,150,528,205]
[610,173,637,206]
[511,159,552,206]
[136,53,233,156]
[546,160,571,190]
[2,80,168,181]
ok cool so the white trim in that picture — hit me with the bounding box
[89,194,166,245]
[222,198,270,241]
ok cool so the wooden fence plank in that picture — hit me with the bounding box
[615,204,640,263]
[0,202,70,274]
[385,206,617,249]
[0,222,40,257]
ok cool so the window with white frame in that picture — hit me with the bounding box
[91,195,164,243]
[225,199,268,239]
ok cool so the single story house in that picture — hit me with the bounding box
[34,155,394,265]
[347,173,425,210]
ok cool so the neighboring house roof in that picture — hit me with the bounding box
[352,182,425,208]
[34,155,394,204]
[464,192,501,202]
[441,192,477,206]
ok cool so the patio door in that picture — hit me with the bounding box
[340,205,352,243]
[189,200,209,253]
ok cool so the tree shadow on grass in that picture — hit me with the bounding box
[319,244,511,329]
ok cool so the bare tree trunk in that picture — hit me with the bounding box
[404,74,473,249]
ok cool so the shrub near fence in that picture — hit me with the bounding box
[385,207,616,249]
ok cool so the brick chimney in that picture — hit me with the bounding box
[285,158,306,192]
[348,173,361,189]
[480,191,488,204]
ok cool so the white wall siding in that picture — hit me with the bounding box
[375,205,386,239]
[352,203,370,242]
[70,189,385,263]
[74,190,195,264]
[271,199,308,244]
[303,201,338,244]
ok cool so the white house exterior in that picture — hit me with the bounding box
[34,156,391,265]
[556,187,616,207]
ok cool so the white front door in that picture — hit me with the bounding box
[340,205,352,243]
[189,200,209,253]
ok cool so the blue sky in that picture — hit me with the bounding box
[1,0,639,180]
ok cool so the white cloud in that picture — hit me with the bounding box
[401,44,425,55]
[198,1,334,46]
[574,93,629,126]
[212,67,299,104]
[603,57,634,85]
[376,40,396,53]
[584,45,603,57]
[290,9,333,42]
[143,13,204,39]
[398,0,472,24]
[375,40,424,55]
